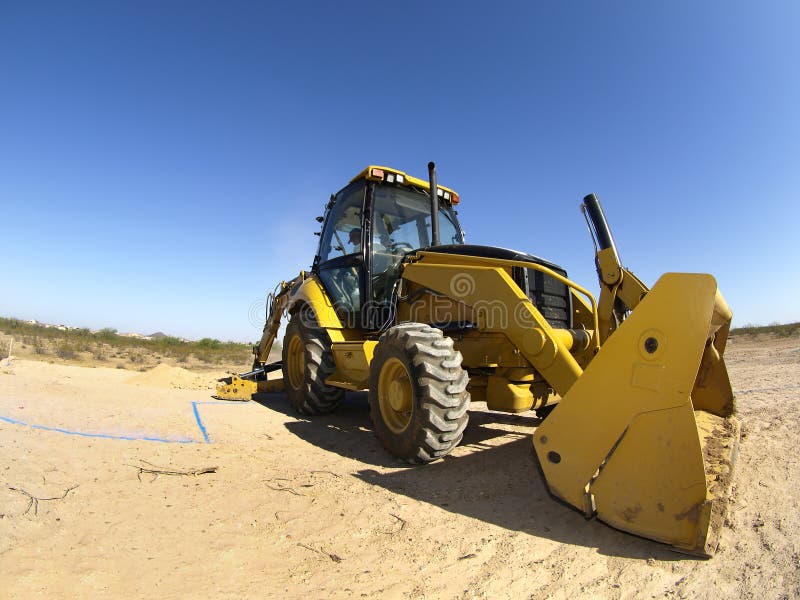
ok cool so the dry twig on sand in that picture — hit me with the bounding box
[297,542,343,563]
[130,460,217,483]
[385,512,407,534]
[8,484,79,516]
[309,470,341,478]
[264,479,305,496]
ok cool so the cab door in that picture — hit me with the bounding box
[314,181,366,327]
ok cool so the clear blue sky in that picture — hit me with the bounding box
[2,1,798,341]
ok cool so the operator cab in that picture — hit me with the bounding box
[313,166,464,329]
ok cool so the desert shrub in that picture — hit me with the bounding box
[0,316,253,370]
[776,323,800,337]
[73,340,92,353]
[197,338,222,349]
[56,342,78,360]
[98,327,118,341]
[193,351,211,364]
[731,322,800,338]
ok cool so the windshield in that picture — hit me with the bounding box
[371,184,464,249]
[370,184,464,305]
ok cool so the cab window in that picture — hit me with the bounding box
[318,184,365,264]
[316,182,366,318]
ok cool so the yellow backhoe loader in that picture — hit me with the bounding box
[217,163,738,556]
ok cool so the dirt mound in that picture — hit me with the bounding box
[124,363,213,390]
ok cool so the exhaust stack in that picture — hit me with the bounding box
[428,161,440,246]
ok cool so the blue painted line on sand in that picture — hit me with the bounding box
[190,400,250,443]
[1,399,250,445]
[191,401,211,443]
[0,414,196,444]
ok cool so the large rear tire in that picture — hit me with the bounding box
[282,307,344,415]
[368,323,470,463]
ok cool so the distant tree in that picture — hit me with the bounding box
[98,327,118,340]
[197,338,222,349]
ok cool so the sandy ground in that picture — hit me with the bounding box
[0,334,798,599]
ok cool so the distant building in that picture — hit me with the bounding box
[120,332,153,340]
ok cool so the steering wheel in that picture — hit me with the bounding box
[388,241,415,255]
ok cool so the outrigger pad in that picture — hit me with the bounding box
[214,375,257,401]
[214,375,286,401]
[533,273,739,556]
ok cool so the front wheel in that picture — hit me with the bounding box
[368,323,470,463]
[282,307,344,415]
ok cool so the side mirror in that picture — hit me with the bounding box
[316,216,324,223]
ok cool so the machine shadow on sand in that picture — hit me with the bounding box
[252,391,690,562]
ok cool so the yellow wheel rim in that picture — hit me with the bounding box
[286,334,305,390]
[378,357,413,434]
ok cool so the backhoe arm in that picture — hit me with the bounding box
[214,274,302,401]
[254,274,303,365]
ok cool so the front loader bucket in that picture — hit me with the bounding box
[533,273,739,556]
